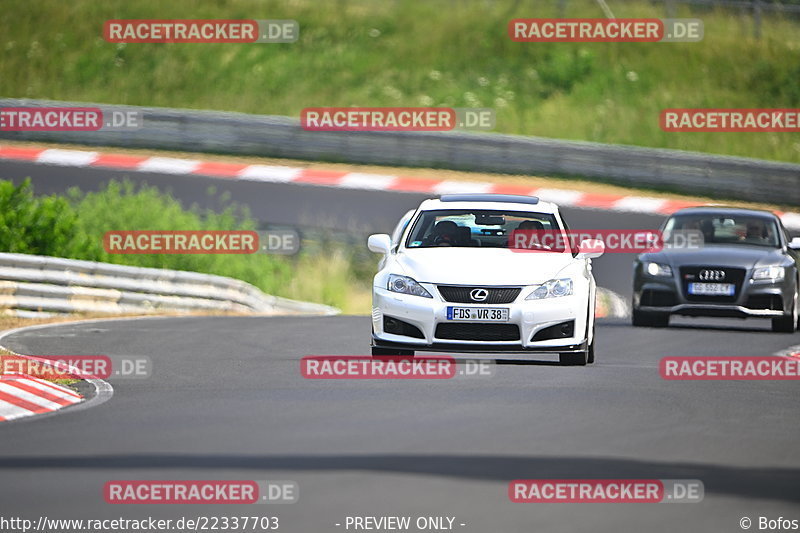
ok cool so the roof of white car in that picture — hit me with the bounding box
[419,194,559,214]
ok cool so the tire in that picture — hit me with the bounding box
[632,308,670,328]
[371,346,415,356]
[583,320,596,364]
[551,295,594,365]
[559,351,588,366]
[772,291,798,333]
[631,307,650,327]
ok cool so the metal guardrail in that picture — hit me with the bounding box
[1,98,799,205]
[0,253,338,318]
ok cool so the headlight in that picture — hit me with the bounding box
[387,274,433,298]
[526,278,573,300]
[752,266,785,283]
[644,262,672,277]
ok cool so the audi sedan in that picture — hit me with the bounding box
[367,194,604,365]
[633,207,800,332]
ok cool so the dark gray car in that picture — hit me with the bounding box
[633,207,800,332]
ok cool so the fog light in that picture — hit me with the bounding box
[384,317,401,334]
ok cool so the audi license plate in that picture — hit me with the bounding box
[688,283,734,296]
[447,307,509,322]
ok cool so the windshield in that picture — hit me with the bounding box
[405,209,560,249]
[664,214,781,248]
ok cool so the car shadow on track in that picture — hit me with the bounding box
[599,319,777,334]
[663,323,776,333]
[0,454,797,504]
[415,355,562,366]
[490,358,562,366]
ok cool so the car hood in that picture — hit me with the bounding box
[395,248,576,285]
[644,245,786,269]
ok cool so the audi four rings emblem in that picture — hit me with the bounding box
[698,269,726,281]
[470,288,489,301]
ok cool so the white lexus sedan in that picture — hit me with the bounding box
[368,194,604,365]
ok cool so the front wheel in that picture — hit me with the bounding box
[559,351,588,366]
[371,346,415,356]
[772,291,798,333]
[632,308,670,328]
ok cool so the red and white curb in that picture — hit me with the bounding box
[775,344,800,360]
[3,145,799,229]
[0,321,115,424]
[0,374,82,422]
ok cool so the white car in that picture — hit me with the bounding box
[368,194,604,365]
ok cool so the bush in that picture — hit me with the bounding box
[0,179,96,257]
[0,178,372,312]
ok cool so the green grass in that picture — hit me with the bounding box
[1,0,799,162]
[0,179,373,313]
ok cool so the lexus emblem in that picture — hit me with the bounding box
[470,288,489,302]
[698,269,725,282]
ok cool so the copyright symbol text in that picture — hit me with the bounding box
[740,517,752,530]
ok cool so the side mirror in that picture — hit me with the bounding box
[577,238,605,259]
[789,237,800,250]
[368,234,392,254]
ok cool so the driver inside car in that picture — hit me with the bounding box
[428,220,460,246]
[743,219,768,244]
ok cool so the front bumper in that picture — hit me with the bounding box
[635,303,784,318]
[372,335,588,354]
[634,267,794,318]
[371,286,590,354]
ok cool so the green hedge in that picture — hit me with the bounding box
[0,178,293,295]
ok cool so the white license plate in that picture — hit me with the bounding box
[447,307,509,322]
[688,283,735,296]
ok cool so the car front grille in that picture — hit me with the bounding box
[437,285,521,304]
[435,323,520,341]
[679,266,746,303]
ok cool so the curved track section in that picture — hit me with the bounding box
[0,315,798,532]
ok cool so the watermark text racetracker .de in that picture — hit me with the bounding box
[508,229,703,253]
[104,480,297,504]
[1,355,151,380]
[508,229,661,254]
[509,479,704,503]
[508,18,703,42]
[103,230,299,255]
[103,19,299,43]
[660,357,800,380]
[301,356,495,380]
[0,107,142,132]
[661,109,800,132]
[301,107,495,131]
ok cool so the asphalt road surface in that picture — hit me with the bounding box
[0,314,799,533]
